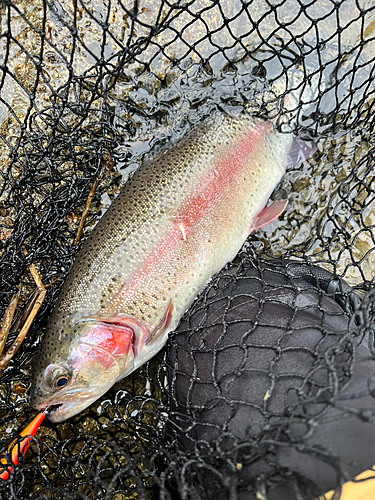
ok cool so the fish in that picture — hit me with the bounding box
[30,112,296,422]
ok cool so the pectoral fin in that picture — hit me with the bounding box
[250,199,288,233]
[146,299,174,345]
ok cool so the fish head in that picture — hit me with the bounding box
[31,319,138,423]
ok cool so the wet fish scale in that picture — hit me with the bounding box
[31,113,293,422]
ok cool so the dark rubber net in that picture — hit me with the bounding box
[0,0,375,498]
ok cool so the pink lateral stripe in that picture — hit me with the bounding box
[176,120,270,229]
[107,119,270,315]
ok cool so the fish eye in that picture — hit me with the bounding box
[44,363,71,391]
[54,375,70,389]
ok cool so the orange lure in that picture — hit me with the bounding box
[0,410,46,480]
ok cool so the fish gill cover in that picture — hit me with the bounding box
[0,0,374,499]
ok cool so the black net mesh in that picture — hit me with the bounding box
[0,0,375,498]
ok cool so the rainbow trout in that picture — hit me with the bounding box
[31,113,294,422]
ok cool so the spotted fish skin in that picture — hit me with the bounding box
[31,113,293,422]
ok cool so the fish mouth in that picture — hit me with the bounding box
[46,397,98,423]
[47,402,77,422]
[46,403,63,419]
[35,388,100,423]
